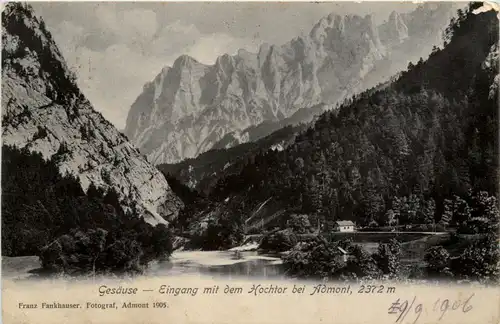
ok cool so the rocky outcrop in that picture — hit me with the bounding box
[1,3,183,225]
[379,11,409,46]
[125,3,458,165]
[482,43,500,99]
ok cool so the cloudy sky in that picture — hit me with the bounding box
[32,2,420,129]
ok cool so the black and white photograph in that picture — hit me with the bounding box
[1,1,499,322]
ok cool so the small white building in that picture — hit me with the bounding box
[333,220,356,232]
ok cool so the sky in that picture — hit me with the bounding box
[31,2,421,129]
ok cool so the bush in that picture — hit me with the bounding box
[424,246,452,278]
[343,245,381,280]
[457,218,491,234]
[188,217,244,251]
[259,229,298,252]
[39,221,175,275]
[40,228,108,274]
[450,234,499,283]
[282,236,345,279]
[281,236,387,281]
[373,239,402,279]
[287,214,311,234]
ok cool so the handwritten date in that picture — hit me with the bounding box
[388,293,474,324]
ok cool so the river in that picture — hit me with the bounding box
[146,250,285,279]
[1,250,286,281]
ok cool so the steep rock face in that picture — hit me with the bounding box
[379,11,409,46]
[483,43,500,99]
[126,3,457,165]
[1,3,182,225]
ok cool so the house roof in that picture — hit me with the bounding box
[336,220,355,226]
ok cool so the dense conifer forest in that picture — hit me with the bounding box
[1,145,174,274]
[159,124,307,194]
[172,3,499,237]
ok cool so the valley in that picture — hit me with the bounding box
[1,2,498,284]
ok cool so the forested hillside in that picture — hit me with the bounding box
[2,3,182,226]
[2,145,174,274]
[159,123,307,193]
[177,4,499,241]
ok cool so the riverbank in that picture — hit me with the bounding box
[2,248,283,280]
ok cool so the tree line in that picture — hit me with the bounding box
[171,3,498,249]
[2,144,174,275]
[281,232,499,283]
[262,214,498,283]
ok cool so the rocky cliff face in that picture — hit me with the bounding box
[1,3,183,225]
[483,43,500,99]
[125,3,457,165]
[379,11,409,46]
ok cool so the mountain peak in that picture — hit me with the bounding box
[237,48,255,61]
[214,53,236,72]
[217,53,233,62]
[379,9,409,46]
[326,13,338,24]
[2,2,82,108]
[388,10,399,21]
[125,3,458,164]
[173,54,201,68]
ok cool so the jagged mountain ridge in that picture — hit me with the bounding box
[1,3,183,225]
[173,3,498,239]
[159,122,309,193]
[158,102,327,193]
[125,3,458,165]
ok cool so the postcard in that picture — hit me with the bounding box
[1,1,499,323]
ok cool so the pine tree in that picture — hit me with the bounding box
[422,198,436,225]
[451,195,471,226]
[440,199,453,228]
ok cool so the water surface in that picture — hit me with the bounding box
[147,250,285,279]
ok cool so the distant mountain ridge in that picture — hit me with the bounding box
[1,3,182,225]
[125,3,458,164]
[159,122,309,193]
[173,3,498,241]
